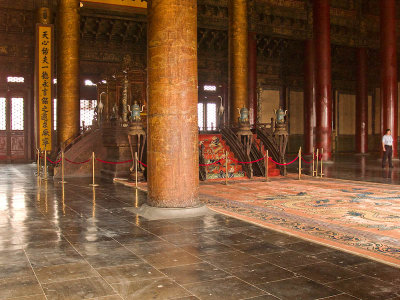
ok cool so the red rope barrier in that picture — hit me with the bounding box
[137,160,147,167]
[96,158,133,165]
[301,157,313,164]
[229,155,266,164]
[199,158,224,166]
[46,157,62,164]
[269,156,298,166]
[65,157,91,165]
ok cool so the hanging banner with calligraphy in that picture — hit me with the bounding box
[36,24,53,151]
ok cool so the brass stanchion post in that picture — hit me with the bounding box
[315,148,319,177]
[225,151,228,185]
[59,151,67,184]
[298,147,302,180]
[312,148,315,177]
[320,148,324,178]
[135,152,138,189]
[265,150,269,182]
[89,152,99,187]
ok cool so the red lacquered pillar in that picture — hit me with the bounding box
[356,48,368,154]
[380,0,398,157]
[248,32,257,126]
[304,39,315,155]
[313,0,332,160]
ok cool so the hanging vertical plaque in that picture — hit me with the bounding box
[36,24,53,151]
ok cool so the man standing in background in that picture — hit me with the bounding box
[382,129,394,168]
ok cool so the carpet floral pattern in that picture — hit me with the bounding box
[200,176,400,266]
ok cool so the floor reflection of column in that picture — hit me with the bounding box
[62,183,66,216]
[92,186,96,218]
[359,156,365,178]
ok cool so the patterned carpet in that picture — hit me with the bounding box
[200,175,400,266]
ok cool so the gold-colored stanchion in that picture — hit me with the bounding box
[225,151,228,185]
[312,148,315,177]
[320,148,324,178]
[59,151,67,184]
[89,152,99,187]
[36,149,40,177]
[315,148,319,177]
[265,150,269,182]
[43,150,48,180]
[135,152,138,189]
[298,147,302,180]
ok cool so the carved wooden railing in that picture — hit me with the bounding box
[250,141,265,177]
[221,128,253,178]
[199,144,207,181]
[255,124,285,175]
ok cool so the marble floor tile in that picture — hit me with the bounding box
[42,277,115,300]
[258,276,341,300]
[227,262,295,285]
[112,277,191,300]
[178,240,234,256]
[183,276,265,300]
[34,262,98,284]
[82,246,143,268]
[160,262,230,284]
[0,276,43,299]
[0,263,35,280]
[200,250,264,269]
[96,262,165,284]
[327,275,400,300]
[257,250,322,269]
[316,250,372,267]
[140,248,202,269]
[349,261,400,285]
[230,241,285,255]
[291,262,360,284]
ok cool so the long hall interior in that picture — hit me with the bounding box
[1,0,400,299]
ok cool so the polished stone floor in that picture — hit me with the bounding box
[1,164,400,299]
[290,153,400,185]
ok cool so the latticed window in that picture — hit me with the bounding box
[198,103,204,130]
[198,102,218,131]
[11,98,24,130]
[80,100,97,128]
[206,103,217,131]
[204,85,216,92]
[0,98,5,130]
[7,77,24,83]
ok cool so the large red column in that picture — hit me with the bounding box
[248,32,257,125]
[380,0,398,157]
[304,40,315,155]
[313,0,332,160]
[356,48,368,154]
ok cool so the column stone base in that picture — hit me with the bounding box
[136,204,212,220]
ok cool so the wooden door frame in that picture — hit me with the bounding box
[0,86,32,162]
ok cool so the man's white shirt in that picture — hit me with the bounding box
[382,135,393,146]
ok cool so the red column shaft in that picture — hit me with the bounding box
[380,0,398,157]
[356,48,368,154]
[313,0,332,160]
[304,40,315,155]
[248,32,257,125]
